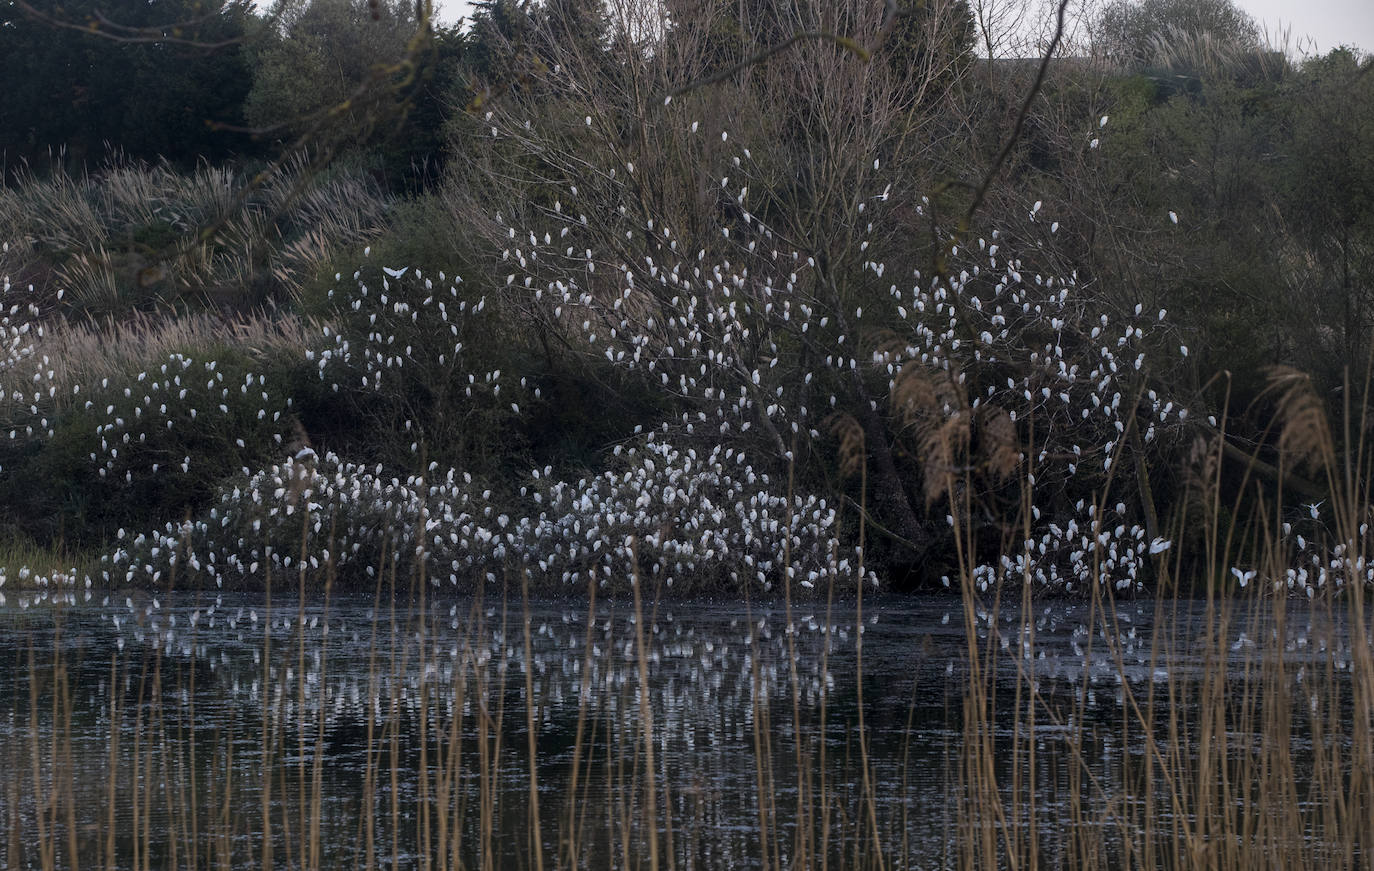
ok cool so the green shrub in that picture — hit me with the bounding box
[308,254,543,474]
[0,317,321,548]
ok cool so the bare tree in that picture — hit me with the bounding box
[445,0,987,561]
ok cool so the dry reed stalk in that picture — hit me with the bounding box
[182,599,201,871]
[782,442,816,870]
[561,579,597,869]
[416,557,433,871]
[630,541,661,871]
[357,543,388,871]
[306,519,336,871]
[385,552,403,871]
[853,477,884,871]
[520,569,546,871]
[436,612,473,871]
[259,553,274,871]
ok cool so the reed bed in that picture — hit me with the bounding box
[951,564,1372,869]
[3,513,1371,871]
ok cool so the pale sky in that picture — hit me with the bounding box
[422,0,1371,56]
[1235,0,1373,55]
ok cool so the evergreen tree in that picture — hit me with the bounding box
[0,0,257,172]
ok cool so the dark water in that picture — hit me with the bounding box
[0,587,1366,869]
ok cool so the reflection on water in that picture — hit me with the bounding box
[1,589,1367,869]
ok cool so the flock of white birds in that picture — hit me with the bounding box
[2,109,1371,603]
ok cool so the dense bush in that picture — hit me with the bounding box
[0,304,321,547]
[307,255,540,472]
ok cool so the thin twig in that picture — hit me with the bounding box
[664,31,873,99]
[957,0,1071,235]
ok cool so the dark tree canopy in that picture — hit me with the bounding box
[0,0,258,172]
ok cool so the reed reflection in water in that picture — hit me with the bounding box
[2,584,1371,870]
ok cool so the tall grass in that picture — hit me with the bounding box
[0,309,318,409]
[949,370,1374,869]
[0,534,81,596]
[0,155,391,318]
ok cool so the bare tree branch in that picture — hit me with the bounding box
[663,30,875,99]
[957,0,1071,234]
